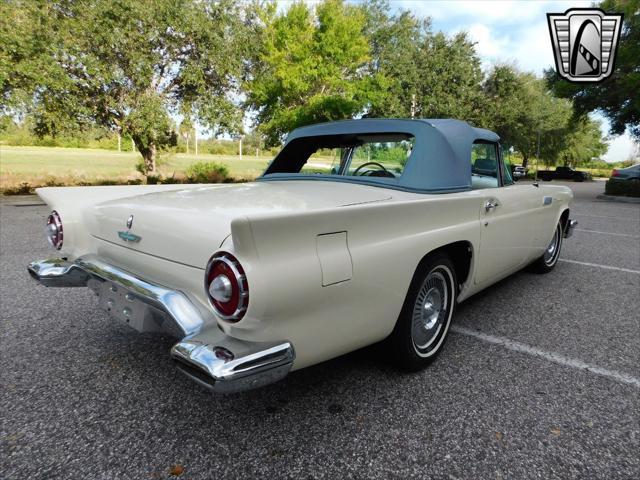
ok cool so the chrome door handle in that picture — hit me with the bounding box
[485,200,500,212]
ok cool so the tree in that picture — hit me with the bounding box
[179,118,193,155]
[545,0,640,140]
[415,31,485,123]
[556,118,609,166]
[362,1,485,122]
[245,0,381,146]
[1,0,254,173]
[482,65,604,168]
[361,0,426,117]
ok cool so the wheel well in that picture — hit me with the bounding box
[416,241,473,291]
[560,209,570,231]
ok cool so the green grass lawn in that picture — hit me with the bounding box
[0,145,274,191]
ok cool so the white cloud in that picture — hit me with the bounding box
[603,134,637,163]
[401,0,549,24]
[466,23,507,57]
[399,1,593,26]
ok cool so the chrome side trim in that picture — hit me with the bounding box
[28,257,204,337]
[171,327,295,393]
[564,219,578,238]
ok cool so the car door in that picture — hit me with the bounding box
[472,142,538,285]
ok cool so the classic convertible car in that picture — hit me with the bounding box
[28,119,577,393]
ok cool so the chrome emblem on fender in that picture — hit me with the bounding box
[118,214,141,242]
[118,231,142,243]
[547,8,623,83]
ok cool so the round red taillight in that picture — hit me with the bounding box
[46,210,63,250]
[205,252,248,322]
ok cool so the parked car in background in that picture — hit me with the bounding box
[611,163,640,181]
[538,166,589,182]
[511,164,527,180]
[28,119,577,393]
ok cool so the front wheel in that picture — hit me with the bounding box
[389,253,457,371]
[529,220,563,273]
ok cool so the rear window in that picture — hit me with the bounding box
[265,133,415,180]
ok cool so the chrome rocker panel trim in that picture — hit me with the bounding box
[564,219,578,238]
[171,329,295,394]
[27,257,295,393]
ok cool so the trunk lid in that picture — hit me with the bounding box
[89,181,392,268]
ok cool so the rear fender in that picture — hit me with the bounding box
[226,194,482,369]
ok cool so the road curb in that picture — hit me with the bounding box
[596,194,640,204]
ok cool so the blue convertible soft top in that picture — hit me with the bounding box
[261,118,501,193]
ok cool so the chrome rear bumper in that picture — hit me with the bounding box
[27,258,89,287]
[28,257,295,393]
[171,331,295,394]
[28,257,203,337]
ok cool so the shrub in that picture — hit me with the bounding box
[160,174,184,184]
[185,161,229,183]
[2,182,33,195]
[605,178,640,197]
[145,173,162,184]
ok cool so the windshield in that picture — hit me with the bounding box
[263,133,415,179]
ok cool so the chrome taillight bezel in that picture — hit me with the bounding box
[204,252,249,322]
[46,210,64,250]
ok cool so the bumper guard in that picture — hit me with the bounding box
[564,219,578,238]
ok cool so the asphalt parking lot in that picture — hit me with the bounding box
[1,181,639,479]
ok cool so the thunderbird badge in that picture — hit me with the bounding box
[118,214,141,242]
[118,230,141,243]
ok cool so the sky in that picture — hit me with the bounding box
[392,0,636,162]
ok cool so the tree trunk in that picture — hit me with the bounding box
[522,155,528,169]
[135,139,157,174]
[145,143,157,173]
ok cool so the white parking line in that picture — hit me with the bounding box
[575,228,640,238]
[572,212,638,220]
[559,258,640,274]
[451,325,640,389]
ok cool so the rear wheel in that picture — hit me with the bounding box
[389,253,457,371]
[529,220,563,273]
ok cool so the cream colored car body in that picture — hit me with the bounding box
[36,179,572,370]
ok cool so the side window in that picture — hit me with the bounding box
[471,141,499,189]
[501,146,514,186]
